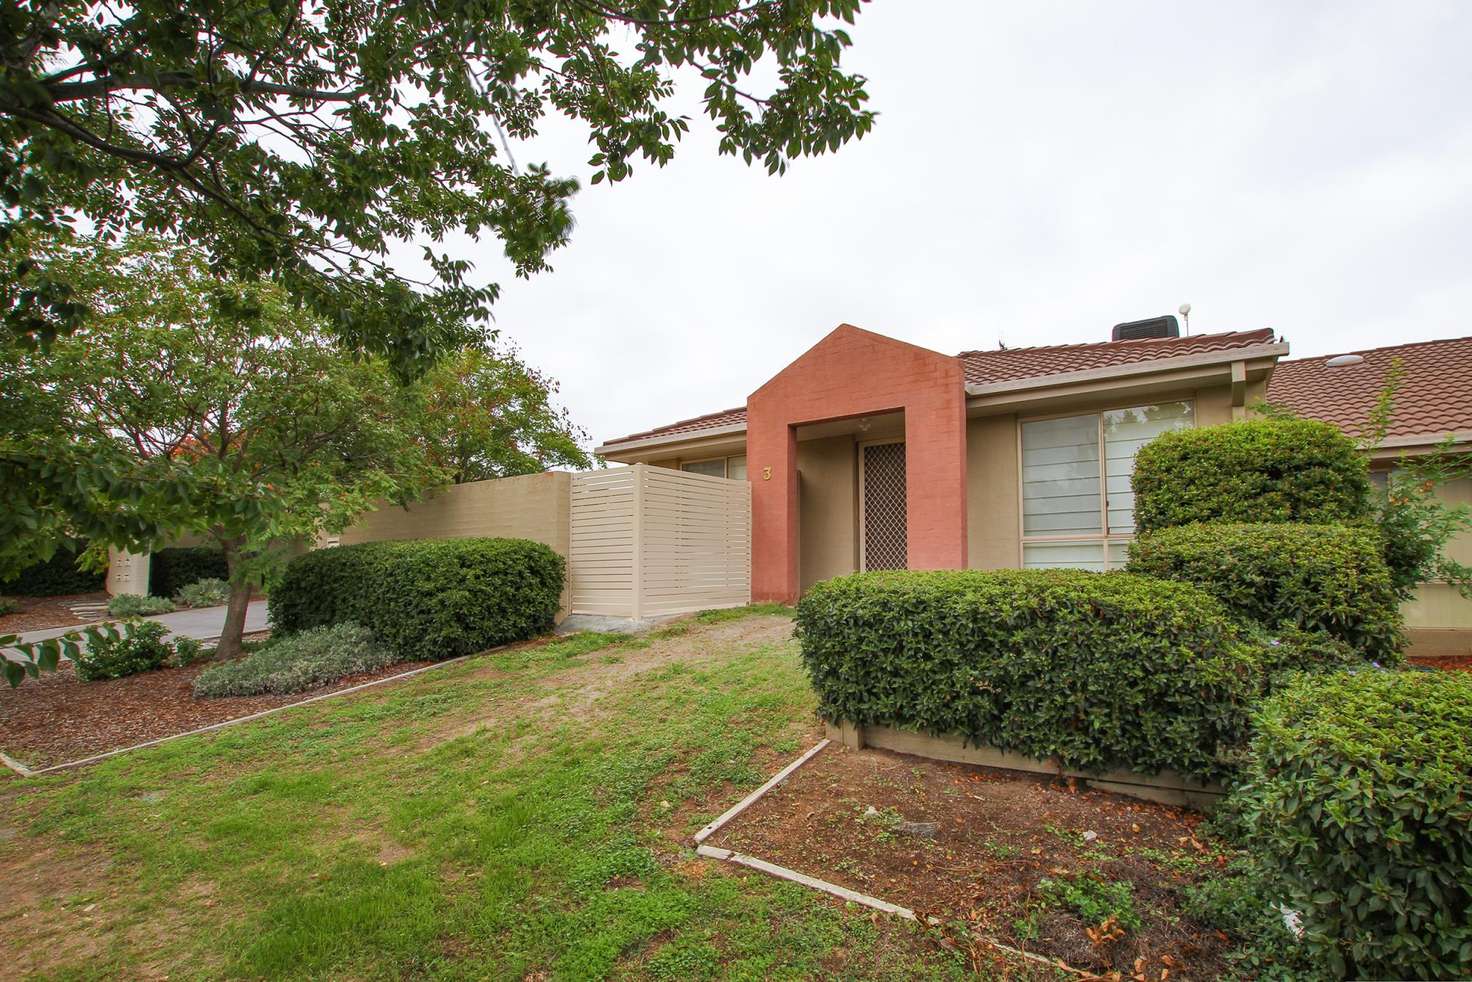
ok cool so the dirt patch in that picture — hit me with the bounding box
[708,744,1236,979]
[0,655,434,771]
[0,592,109,635]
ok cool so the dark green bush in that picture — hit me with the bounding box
[2,540,105,595]
[269,537,565,661]
[193,622,394,697]
[74,620,174,681]
[1127,523,1404,663]
[149,546,229,597]
[1132,419,1371,533]
[0,596,17,617]
[795,569,1260,782]
[1225,670,1472,979]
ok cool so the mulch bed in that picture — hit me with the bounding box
[709,744,1239,979]
[0,593,110,635]
[1408,654,1472,674]
[0,654,434,771]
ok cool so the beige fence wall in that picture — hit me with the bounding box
[569,464,750,619]
[339,471,572,555]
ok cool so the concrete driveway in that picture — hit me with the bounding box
[5,600,269,654]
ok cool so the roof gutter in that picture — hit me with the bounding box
[962,342,1289,398]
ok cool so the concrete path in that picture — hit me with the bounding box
[5,600,269,653]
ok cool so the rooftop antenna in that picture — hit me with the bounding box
[1178,302,1192,336]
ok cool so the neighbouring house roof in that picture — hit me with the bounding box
[1266,336,1472,444]
[599,327,1279,451]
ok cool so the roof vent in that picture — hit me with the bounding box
[1325,354,1365,368]
[1111,315,1180,342]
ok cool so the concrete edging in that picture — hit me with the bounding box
[828,722,1224,809]
[693,739,1095,978]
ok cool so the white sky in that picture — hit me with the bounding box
[410,0,1472,448]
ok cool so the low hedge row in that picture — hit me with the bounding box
[1131,418,1372,533]
[1127,523,1404,664]
[269,537,564,661]
[2,541,106,596]
[795,569,1261,782]
[1226,670,1472,979]
[149,546,229,598]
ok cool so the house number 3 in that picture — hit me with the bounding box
[762,466,772,481]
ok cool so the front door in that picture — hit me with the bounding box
[860,441,907,571]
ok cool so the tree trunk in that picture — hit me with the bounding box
[215,540,252,661]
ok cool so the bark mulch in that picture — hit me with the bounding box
[0,654,433,771]
[1408,654,1472,674]
[0,593,110,635]
[709,744,1239,980]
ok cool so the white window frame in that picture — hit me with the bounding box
[1017,399,1195,571]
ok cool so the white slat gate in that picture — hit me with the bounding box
[569,464,750,619]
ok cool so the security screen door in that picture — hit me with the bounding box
[860,441,907,571]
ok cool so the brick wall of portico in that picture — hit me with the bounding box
[746,324,968,603]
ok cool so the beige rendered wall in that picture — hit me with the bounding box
[1404,476,1472,633]
[339,471,572,556]
[966,414,1021,570]
[799,436,857,591]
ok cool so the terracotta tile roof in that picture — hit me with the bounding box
[1266,336,1472,440]
[958,328,1277,386]
[600,328,1281,448]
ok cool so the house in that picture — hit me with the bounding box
[596,322,1472,654]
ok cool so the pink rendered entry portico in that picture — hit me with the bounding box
[746,325,968,603]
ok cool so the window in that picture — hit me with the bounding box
[681,455,747,479]
[1020,401,1193,570]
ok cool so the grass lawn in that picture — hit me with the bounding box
[0,609,977,980]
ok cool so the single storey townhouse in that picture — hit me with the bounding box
[596,321,1472,652]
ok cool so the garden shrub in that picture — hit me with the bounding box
[170,635,208,668]
[1224,670,1472,979]
[1126,523,1404,663]
[1132,419,1371,533]
[0,596,17,617]
[149,546,229,598]
[2,540,105,595]
[269,537,565,661]
[107,593,176,617]
[192,622,394,697]
[174,577,230,608]
[74,620,174,680]
[795,569,1260,781]
[1180,857,1317,980]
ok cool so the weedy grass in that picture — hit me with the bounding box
[1,607,972,980]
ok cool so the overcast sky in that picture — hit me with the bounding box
[421,1,1472,448]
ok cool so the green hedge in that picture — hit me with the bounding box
[2,541,106,595]
[269,537,565,661]
[795,569,1261,782]
[149,546,229,598]
[1131,418,1371,533]
[1127,523,1404,664]
[1226,670,1472,979]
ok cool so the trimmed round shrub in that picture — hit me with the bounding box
[1127,523,1404,663]
[107,593,176,617]
[174,577,230,609]
[2,540,106,595]
[1132,418,1371,533]
[795,569,1261,782]
[74,620,173,681]
[193,622,394,698]
[1225,670,1472,979]
[269,537,565,661]
[149,546,229,598]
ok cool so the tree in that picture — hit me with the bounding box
[0,1,875,370]
[1,234,446,659]
[415,345,591,483]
